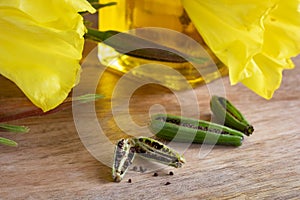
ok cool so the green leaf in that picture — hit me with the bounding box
[0,137,18,147]
[72,94,104,103]
[0,124,29,133]
[87,0,101,3]
[91,2,117,10]
[85,28,208,64]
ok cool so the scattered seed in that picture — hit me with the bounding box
[132,166,138,171]
[169,171,174,176]
[139,166,147,173]
[128,179,132,183]
[165,182,171,185]
[153,172,158,177]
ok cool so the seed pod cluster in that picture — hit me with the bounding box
[150,96,254,147]
[113,96,253,182]
[150,113,244,146]
[112,137,185,182]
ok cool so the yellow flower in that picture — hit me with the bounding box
[0,0,96,111]
[182,0,300,99]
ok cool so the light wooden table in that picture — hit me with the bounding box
[1,50,299,199]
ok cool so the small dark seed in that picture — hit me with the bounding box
[139,166,147,173]
[169,171,174,176]
[153,172,158,177]
[165,182,171,185]
[128,179,132,183]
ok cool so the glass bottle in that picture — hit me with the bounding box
[98,0,228,90]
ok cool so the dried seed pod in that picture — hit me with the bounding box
[112,138,136,182]
[132,137,185,168]
[210,96,254,136]
[112,136,185,182]
[149,113,244,146]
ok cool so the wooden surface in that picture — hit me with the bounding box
[1,52,300,199]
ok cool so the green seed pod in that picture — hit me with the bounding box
[150,114,244,147]
[210,96,254,136]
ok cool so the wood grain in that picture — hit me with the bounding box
[0,53,299,199]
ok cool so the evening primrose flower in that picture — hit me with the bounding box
[182,0,300,99]
[0,1,96,111]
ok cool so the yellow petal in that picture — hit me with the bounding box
[0,0,96,35]
[263,2,300,59]
[183,0,300,99]
[242,53,294,99]
[241,1,300,99]
[182,0,276,83]
[0,1,95,112]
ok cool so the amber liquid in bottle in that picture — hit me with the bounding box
[98,0,228,90]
